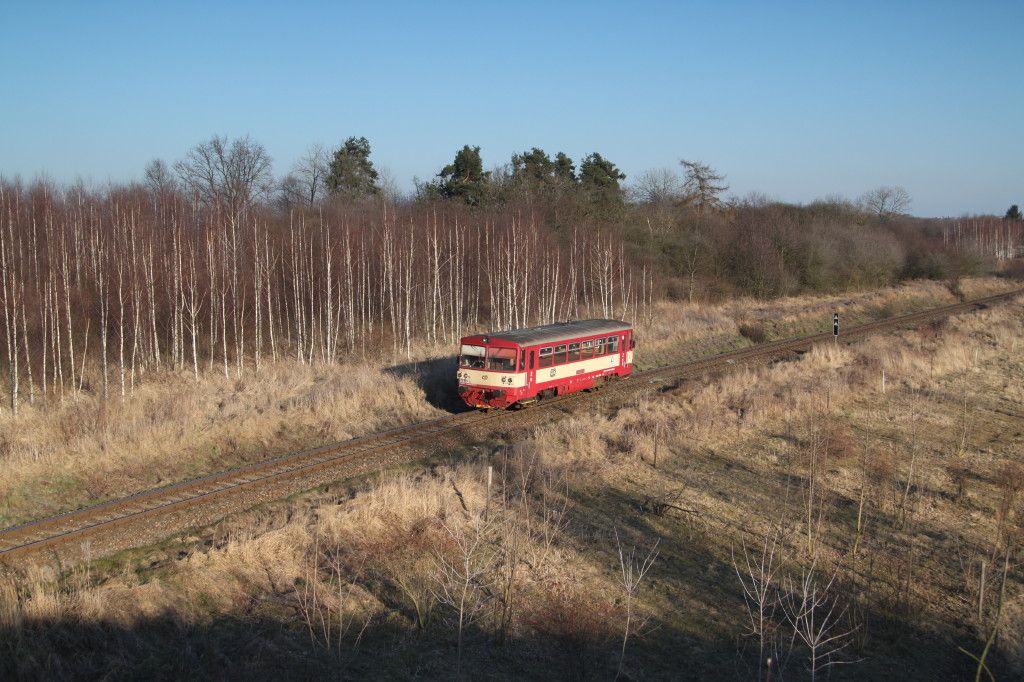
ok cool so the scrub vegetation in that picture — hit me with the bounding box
[0,277,1013,528]
[1,290,1022,680]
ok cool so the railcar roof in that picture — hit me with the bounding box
[471,319,631,346]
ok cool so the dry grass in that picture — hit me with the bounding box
[0,276,1014,526]
[0,363,443,525]
[634,275,1015,369]
[1,278,1022,678]
[2,274,1024,675]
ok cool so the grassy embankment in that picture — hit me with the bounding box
[0,277,1013,528]
[0,274,1007,522]
[0,277,1021,679]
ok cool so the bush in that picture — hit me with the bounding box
[738,322,768,344]
[866,302,895,320]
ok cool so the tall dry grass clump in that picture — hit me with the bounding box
[0,361,443,525]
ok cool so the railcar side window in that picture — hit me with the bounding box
[487,347,517,371]
[568,342,580,362]
[607,336,619,353]
[596,339,605,355]
[519,350,526,371]
[581,340,593,359]
[539,347,553,368]
[460,344,486,368]
[554,344,567,364]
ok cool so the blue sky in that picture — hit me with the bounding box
[1,1,1021,216]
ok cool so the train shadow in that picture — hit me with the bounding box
[384,355,472,414]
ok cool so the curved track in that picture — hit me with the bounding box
[1,289,1019,565]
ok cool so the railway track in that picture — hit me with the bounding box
[1,289,1019,566]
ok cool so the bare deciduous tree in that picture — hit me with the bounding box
[680,159,728,212]
[377,166,404,204]
[733,525,784,681]
[614,529,659,679]
[851,438,894,558]
[783,560,860,681]
[632,167,683,204]
[860,185,911,220]
[143,158,176,194]
[298,528,372,655]
[291,144,329,206]
[275,174,304,210]
[174,135,273,218]
[676,228,709,303]
[434,516,496,678]
[802,425,827,555]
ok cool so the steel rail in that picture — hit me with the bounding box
[0,288,1019,564]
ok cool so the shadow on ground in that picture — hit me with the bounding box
[385,356,471,414]
[0,610,682,681]
[3,564,1011,681]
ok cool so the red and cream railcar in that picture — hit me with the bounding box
[456,319,634,409]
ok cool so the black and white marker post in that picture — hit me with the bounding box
[833,312,839,343]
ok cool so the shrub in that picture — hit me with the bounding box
[738,322,768,344]
[866,302,895,320]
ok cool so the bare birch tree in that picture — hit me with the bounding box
[782,560,860,681]
[614,529,659,679]
[434,516,496,678]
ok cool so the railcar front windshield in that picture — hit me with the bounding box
[459,344,486,368]
[486,347,517,371]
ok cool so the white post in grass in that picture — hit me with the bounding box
[485,465,493,521]
[979,559,986,622]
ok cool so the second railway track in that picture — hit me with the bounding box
[1,289,1020,566]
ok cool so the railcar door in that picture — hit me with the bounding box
[527,348,536,388]
[620,332,628,366]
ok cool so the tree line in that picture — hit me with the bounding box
[143,133,1024,230]
[0,179,650,414]
[1,133,1020,412]
[145,135,734,213]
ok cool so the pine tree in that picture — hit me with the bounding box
[325,137,380,197]
[438,145,491,205]
[579,152,625,204]
[554,152,577,183]
[511,148,555,184]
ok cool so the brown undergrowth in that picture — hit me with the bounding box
[1,284,1021,679]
